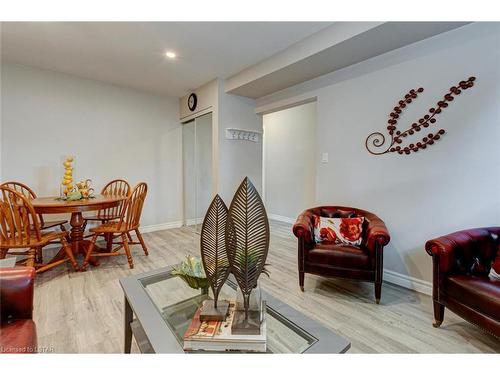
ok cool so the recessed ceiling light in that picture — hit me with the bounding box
[165,51,176,59]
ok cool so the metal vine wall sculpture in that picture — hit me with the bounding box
[226,177,270,334]
[365,76,476,156]
[199,194,232,320]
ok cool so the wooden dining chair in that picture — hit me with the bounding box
[83,179,131,247]
[0,187,78,273]
[83,179,131,224]
[1,181,68,232]
[82,182,148,270]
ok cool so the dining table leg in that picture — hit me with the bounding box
[69,212,100,266]
[49,212,116,268]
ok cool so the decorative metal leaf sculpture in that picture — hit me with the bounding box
[365,76,476,156]
[200,194,231,308]
[226,177,270,320]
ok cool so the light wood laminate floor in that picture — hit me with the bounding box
[32,221,499,353]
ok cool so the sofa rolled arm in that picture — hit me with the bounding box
[425,227,500,275]
[364,217,390,253]
[425,236,457,275]
[293,211,314,244]
[0,267,35,322]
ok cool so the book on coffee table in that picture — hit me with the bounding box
[183,300,267,352]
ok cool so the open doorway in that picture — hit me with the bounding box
[263,101,317,223]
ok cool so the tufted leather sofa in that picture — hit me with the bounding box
[293,206,390,303]
[425,227,500,338]
[0,267,38,353]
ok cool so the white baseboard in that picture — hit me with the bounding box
[383,269,432,296]
[268,213,296,224]
[185,218,203,226]
[140,220,183,233]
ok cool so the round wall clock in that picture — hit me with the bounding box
[188,93,197,112]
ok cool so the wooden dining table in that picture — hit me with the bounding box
[32,194,125,267]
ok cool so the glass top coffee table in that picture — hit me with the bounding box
[120,265,350,353]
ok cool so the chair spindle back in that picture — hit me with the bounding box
[98,179,131,219]
[0,181,45,227]
[119,183,147,230]
[0,187,42,247]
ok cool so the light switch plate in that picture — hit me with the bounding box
[321,152,329,163]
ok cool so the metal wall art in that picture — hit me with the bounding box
[226,177,270,335]
[365,76,476,156]
[199,194,233,320]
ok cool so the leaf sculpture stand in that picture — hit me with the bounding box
[226,177,270,334]
[199,194,232,321]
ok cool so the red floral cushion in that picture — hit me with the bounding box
[490,247,500,281]
[313,215,365,246]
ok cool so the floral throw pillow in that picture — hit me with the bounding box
[489,248,500,281]
[313,215,365,246]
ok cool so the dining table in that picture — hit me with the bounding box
[31,194,126,267]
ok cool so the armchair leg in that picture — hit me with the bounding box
[299,271,304,292]
[375,281,382,304]
[432,301,445,327]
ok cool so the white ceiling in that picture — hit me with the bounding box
[0,22,331,97]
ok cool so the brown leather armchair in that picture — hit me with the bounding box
[293,206,390,303]
[425,227,500,338]
[0,267,38,353]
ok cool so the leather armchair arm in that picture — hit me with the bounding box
[292,211,314,245]
[0,267,35,322]
[364,216,390,253]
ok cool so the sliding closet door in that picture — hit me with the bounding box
[182,112,212,232]
[195,112,213,226]
[182,120,196,227]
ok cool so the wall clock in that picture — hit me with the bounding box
[188,93,197,112]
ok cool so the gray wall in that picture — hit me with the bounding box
[263,101,316,220]
[256,22,500,286]
[1,63,182,227]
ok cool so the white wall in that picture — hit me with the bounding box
[256,22,500,288]
[1,63,182,227]
[263,101,316,220]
